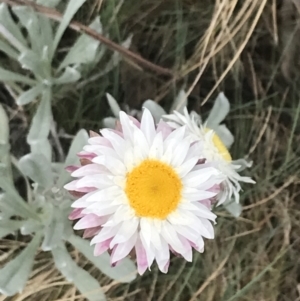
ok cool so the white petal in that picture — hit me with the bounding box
[71,164,108,177]
[76,174,112,189]
[119,111,134,143]
[74,214,103,230]
[91,225,121,244]
[148,132,164,160]
[111,232,137,264]
[92,156,126,175]
[100,129,126,159]
[175,156,198,177]
[155,238,170,273]
[109,218,139,248]
[140,108,156,146]
[183,167,220,187]
[161,221,185,254]
[142,100,166,124]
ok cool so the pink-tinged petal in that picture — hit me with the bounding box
[155,239,170,273]
[135,236,148,275]
[71,164,108,177]
[88,136,112,147]
[156,120,173,139]
[110,233,137,264]
[74,214,105,230]
[65,165,79,173]
[77,151,96,160]
[68,190,87,198]
[94,238,112,256]
[89,130,100,137]
[128,116,141,128]
[69,208,84,220]
[177,235,192,262]
[83,227,101,238]
[64,180,78,191]
[199,199,213,209]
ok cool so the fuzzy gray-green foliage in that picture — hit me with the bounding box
[0,1,136,299]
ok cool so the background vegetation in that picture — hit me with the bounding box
[1,0,300,300]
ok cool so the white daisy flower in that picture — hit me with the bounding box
[163,93,255,206]
[65,109,224,274]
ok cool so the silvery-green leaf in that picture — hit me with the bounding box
[0,170,37,219]
[0,194,15,217]
[41,208,64,251]
[54,67,81,85]
[206,92,230,128]
[0,67,36,85]
[106,93,121,118]
[18,153,53,188]
[102,117,116,129]
[0,39,19,59]
[52,244,106,301]
[223,199,242,218]
[16,85,43,106]
[0,103,9,145]
[39,17,53,55]
[215,124,234,149]
[171,89,187,114]
[36,0,61,7]
[0,219,23,238]
[20,219,40,235]
[142,100,165,124]
[59,17,102,70]
[0,232,41,296]
[52,0,86,56]
[30,138,52,162]
[18,50,46,78]
[68,235,137,283]
[57,129,88,187]
[27,89,52,150]
[111,34,132,66]
[0,4,27,47]
[12,6,42,54]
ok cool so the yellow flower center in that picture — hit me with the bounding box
[205,128,232,162]
[125,159,182,219]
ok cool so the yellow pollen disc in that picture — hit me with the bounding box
[125,159,182,219]
[205,128,232,162]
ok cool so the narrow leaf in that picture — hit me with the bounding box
[0,232,41,296]
[18,153,53,188]
[0,39,19,59]
[52,244,106,301]
[57,129,88,187]
[0,103,9,144]
[52,0,86,56]
[69,235,137,283]
[0,67,36,85]
[27,89,52,148]
[0,169,37,220]
[206,92,230,128]
[30,138,52,162]
[0,4,27,47]
[18,50,47,78]
[172,89,187,114]
[142,100,165,123]
[54,67,81,85]
[16,85,43,106]
[106,93,121,118]
[0,219,23,238]
[12,6,42,54]
[59,17,102,69]
[224,199,242,218]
